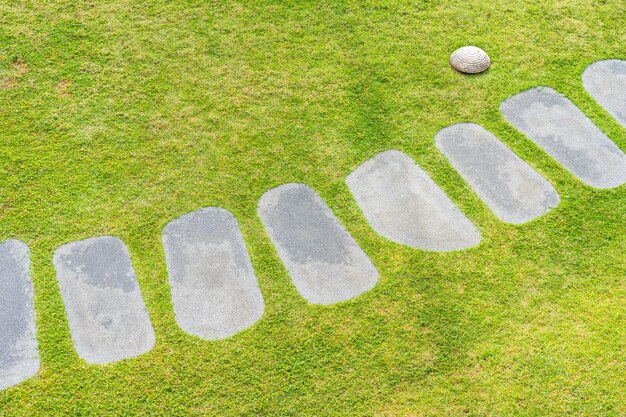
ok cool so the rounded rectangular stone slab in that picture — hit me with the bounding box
[258,183,378,305]
[345,149,481,251]
[162,207,265,340]
[500,86,626,189]
[583,59,626,128]
[53,236,155,364]
[435,123,560,224]
[0,240,39,390]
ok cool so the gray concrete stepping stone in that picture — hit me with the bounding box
[53,236,155,364]
[258,183,378,305]
[500,87,626,189]
[435,123,560,224]
[0,240,39,390]
[582,59,626,128]
[162,207,264,340]
[345,150,481,251]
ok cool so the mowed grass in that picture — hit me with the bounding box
[0,0,625,415]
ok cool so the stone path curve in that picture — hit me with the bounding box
[582,59,626,128]
[435,123,560,224]
[0,240,39,390]
[53,236,155,365]
[346,149,481,250]
[500,86,626,189]
[162,207,265,340]
[258,183,379,305]
[1,59,625,389]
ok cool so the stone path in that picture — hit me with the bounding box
[162,207,264,340]
[582,59,626,128]
[258,183,378,305]
[0,240,39,390]
[53,236,155,364]
[346,149,481,250]
[435,123,560,224]
[3,60,626,388]
[500,86,626,189]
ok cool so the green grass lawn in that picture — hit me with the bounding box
[1,0,625,415]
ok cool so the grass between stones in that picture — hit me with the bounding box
[0,0,624,415]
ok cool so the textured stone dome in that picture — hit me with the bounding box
[450,46,491,74]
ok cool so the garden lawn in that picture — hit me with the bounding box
[0,0,624,415]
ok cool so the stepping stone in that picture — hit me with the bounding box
[53,236,155,364]
[435,123,560,224]
[162,207,264,340]
[500,87,626,189]
[0,240,39,390]
[258,183,378,305]
[345,150,481,251]
[582,59,626,128]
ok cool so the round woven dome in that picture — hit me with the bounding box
[450,46,491,74]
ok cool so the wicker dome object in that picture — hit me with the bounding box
[450,46,491,74]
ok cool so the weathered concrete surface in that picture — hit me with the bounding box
[500,87,626,189]
[53,236,155,364]
[0,240,39,390]
[345,150,481,251]
[162,207,264,340]
[435,123,560,224]
[258,183,378,305]
[583,59,626,128]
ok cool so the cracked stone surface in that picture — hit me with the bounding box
[500,86,626,189]
[583,59,626,128]
[0,240,39,390]
[346,149,481,250]
[162,207,264,340]
[258,183,378,305]
[53,236,155,364]
[436,123,560,224]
